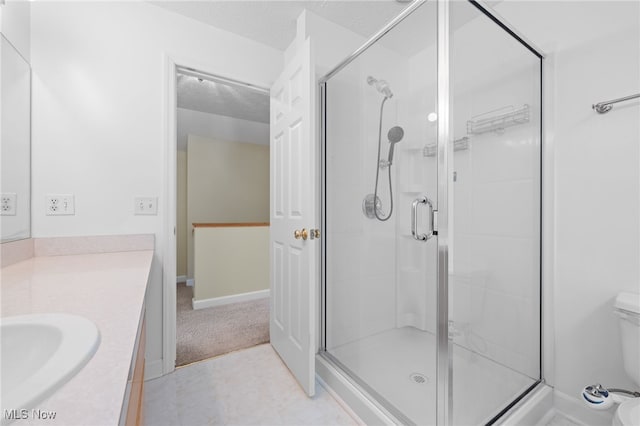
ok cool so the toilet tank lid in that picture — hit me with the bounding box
[615,292,640,314]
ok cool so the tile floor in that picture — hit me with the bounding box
[144,343,359,426]
[145,341,581,426]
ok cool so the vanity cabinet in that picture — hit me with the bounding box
[1,246,154,425]
[124,315,146,426]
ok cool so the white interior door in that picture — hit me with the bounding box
[269,37,317,397]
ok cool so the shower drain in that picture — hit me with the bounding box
[409,373,429,384]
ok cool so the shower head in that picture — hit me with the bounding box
[388,126,404,143]
[367,76,393,99]
[387,126,404,165]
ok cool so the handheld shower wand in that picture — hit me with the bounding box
[363,75,403,221]
[387,126,404,165]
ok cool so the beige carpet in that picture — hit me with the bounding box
[176,283,270,367]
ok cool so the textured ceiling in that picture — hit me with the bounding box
[152,0,410,51]
[168,1,410,123]
[177,73,269,123]
[154,1,504,57]
[169,0,503,122]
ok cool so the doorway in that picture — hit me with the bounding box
[174,67,271,366]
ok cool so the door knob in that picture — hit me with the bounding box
[294,228,308,240]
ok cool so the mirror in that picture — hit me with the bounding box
[1,35,31,242]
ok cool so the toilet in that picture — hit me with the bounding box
[612,292,640,426]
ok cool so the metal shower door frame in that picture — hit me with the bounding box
[440,1,546,424]
[318,0,545,424]
[436,0,451,423]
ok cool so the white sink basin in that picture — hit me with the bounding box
[1,313,100,413]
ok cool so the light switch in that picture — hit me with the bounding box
[134,197,158,215]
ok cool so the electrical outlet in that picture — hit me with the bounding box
[134,197,158,215]
[1,193,17,215]
[46,194,75,216]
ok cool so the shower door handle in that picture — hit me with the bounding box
[411,196,435,241]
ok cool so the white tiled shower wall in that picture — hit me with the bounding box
[393,4,542,383]
[494,0,640,404]
[395,5,438,335]
[389,1,640,413]
[325,40,408,349]
[327,5,543,380]
[447,5,542,380]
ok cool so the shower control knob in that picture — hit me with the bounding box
[294,229,308,240]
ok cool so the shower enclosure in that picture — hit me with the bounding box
[319,1,542,424]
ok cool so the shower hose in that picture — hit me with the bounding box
[374,97,393,221]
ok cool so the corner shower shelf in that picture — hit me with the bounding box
[423,136,470,157]
[466,104,530,135]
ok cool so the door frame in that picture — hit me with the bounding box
[162,53,272,376]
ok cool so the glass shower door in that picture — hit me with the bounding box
[322,2,440,424]
[321,1,543,424]
[448,1,543,424]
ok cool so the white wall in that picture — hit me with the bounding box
[298,10,367,76]
[320,13,409,349]
[0,0,30,62]
[496,0,640,402]
[176,107,269,151]
[29,1,282,378]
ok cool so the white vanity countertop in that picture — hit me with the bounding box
[0,250,154,426]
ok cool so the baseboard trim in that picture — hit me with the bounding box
[176,275,187,284]
[553,389,614,425]
[192,289,269,310]
[144,359,164,381]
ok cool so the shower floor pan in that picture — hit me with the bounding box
[328,327,536,425]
